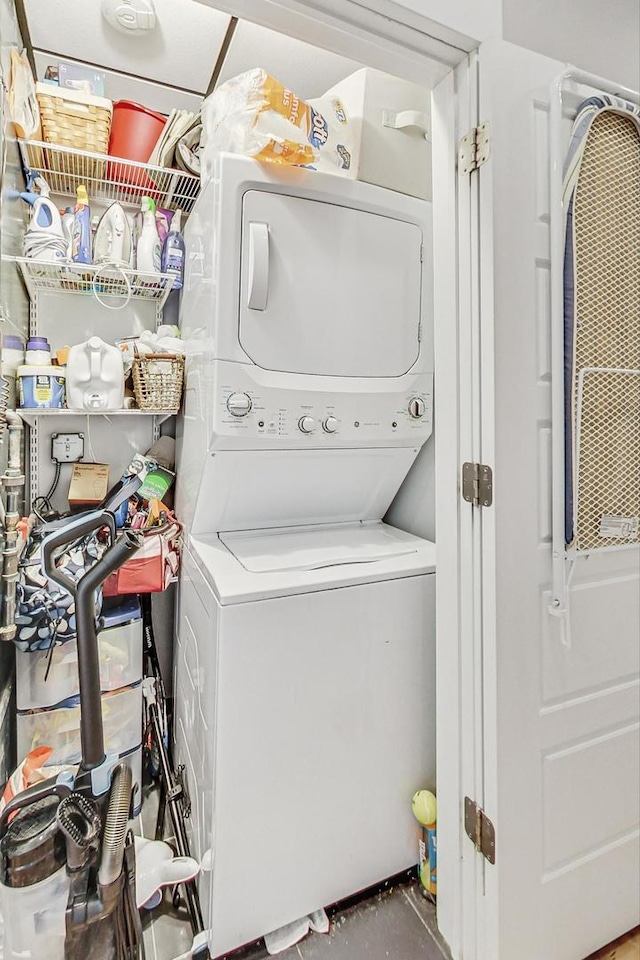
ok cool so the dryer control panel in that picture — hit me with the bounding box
[208,362,433,450]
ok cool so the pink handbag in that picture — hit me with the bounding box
[103,515,182,596]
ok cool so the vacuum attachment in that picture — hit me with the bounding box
[57,793,101,872]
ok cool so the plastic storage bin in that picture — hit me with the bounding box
[108,100,165,162]
[17,683,142,766]
[16,618,143,710]
[0,863,69,960]
[310,68,432,200]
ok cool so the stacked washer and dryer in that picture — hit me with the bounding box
[174,154,436,958]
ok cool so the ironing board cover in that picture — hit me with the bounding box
[563,95,640,551]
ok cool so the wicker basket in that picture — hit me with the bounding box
[132,354,184,412]
[35,83,112,179]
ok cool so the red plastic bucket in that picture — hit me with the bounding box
[107,101,166,192]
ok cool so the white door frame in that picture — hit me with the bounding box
[190,3,480,957]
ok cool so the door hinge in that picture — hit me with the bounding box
[464,797,496,864]
[458,122,490,175]
[462,462,493,507]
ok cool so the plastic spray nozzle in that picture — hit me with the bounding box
[76,185,89,205]
[141,196,156,214]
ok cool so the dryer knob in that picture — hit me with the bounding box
[322,416,339,433]
[298,416,316,434]
[408,397,426,419]
[226,392,252,417]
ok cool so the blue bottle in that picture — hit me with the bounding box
[160,209,185,289]
[72,185,92,264]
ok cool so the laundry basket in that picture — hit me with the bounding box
[132,353,184,411]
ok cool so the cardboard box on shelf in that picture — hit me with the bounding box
[68,463,109,506]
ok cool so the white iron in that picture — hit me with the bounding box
[93,202,133,267]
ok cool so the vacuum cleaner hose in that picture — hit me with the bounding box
[98,763,133,889]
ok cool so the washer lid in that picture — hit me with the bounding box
[219,521,419,573]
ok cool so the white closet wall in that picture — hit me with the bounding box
[503,0,640,90]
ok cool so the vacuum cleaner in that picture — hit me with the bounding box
[0,508,144,960]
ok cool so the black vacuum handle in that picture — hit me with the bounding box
[41,510,116,595]
[0,776,72,839]
[74,529,143,774]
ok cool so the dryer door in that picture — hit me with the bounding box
[239,190,424,377]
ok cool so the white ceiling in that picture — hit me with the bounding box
[25,0,230,93]
[25,0,364,113]
[217,20,362,101]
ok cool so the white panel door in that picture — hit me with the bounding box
[472,40,640,960]
[239,190,423,377]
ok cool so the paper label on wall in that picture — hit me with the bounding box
[598,515,639,539]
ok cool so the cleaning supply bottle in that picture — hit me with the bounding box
[72,185,92,264]
[66,337,124,411]
[19,176,68,262]
[60,207,75,260]
[136,197,161,275]
[160,209,185,289]
[411,789,437,900]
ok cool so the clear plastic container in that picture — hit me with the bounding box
[25,336,51,366]
[0,865,69,960]
[16,619,143,710]
[1,335,25,373]
[17,684,142,765]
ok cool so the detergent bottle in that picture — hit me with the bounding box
[66,337,124,411]
[71,185,92,264]
[136,197,161,274]
[160,209,185,289]
[19,176,68,262]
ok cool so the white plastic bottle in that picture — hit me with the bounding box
[136,197,161,275]
[66,337,124,411]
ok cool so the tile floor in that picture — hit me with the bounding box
[142,872,450,960]
[138,785,450,960]
[138,785,639,960]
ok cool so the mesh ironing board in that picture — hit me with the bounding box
[563,98,640,552]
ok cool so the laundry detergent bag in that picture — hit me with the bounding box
[200,68,353,181]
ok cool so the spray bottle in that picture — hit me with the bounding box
[160,208,185,289]
[136,197,161,275]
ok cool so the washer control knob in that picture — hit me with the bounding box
[226,392,252,417]
[408,396,426,419]
[298,416,316,434]
[322,416,339,434]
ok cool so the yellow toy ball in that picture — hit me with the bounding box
[411,789,437,826]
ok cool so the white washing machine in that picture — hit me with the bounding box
[174,155,436,956]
